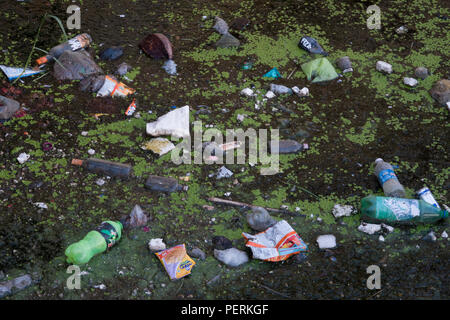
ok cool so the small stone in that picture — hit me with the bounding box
[430,79,450,106]
[87,149,95,155]
[212,235,233,250]
[316,235,336,249]
[148,238,166,252]
[414,67,429,80]
[422,231,437,242]
[216,166,233,179]
[34,202,48,209]
[214,248,249,267]
[358,222,382,235]
[0,282,13,298]
[240,88,254,97]
[395,26,408,34]
[332,204,355,218]
[381,223,394,233]
[265,90,276,99]
[376,61,393,74]
[230,17,250,31]
[296,87,309,97]
[403,77,418,87]
[336,56,353,73]
[213,17,229,35]
[116,62,132,76]
[246,207,277,231]
[17,153,30,164]
[12,274,32,291]
[190,248,206,260]
[94,284,106,290]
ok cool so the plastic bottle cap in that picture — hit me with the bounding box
[71,159,83,166]
[374,158,383,163]
[36,56,49,65]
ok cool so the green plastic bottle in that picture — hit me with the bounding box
[65,221,123,265]
[361,196,448,224]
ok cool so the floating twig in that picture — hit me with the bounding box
[207,197,301,216]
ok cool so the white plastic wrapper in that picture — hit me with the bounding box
[96,76,135,97]
[242,220,308,262]
[146,105,190,138]
[0,65,43,81]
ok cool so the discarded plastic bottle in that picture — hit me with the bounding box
[361,196,448,224]
[416,186,440,209]
[36,33,92,66]
[374,158,406,198]
[145,175,186,192]
[71,158,133,179]
[65,221,123,265]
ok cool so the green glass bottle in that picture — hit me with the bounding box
[361,196,448,224]
[65,221,123,265]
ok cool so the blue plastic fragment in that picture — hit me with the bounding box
[262,67,281,79]
[100,47,124,61]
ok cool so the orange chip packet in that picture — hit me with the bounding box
[155,244,196,280]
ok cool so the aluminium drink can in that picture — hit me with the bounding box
[416,187,440,209]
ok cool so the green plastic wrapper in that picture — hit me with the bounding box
[301,57,338,83]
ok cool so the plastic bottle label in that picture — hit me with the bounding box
[95,222,119,248]
[68,38,83,51]
[382,198,420,220]
[378,169,398,185]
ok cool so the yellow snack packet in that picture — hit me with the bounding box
[155,244,195,280]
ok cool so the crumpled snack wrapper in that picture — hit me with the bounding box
[242,220,308,262]
[155,244,196,280]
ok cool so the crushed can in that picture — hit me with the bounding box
[416,187,440,209]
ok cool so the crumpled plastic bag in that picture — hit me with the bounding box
[242,220,308,262]
[53,50,103,81]
[162,59,177,75]
[301,57,338,83]
[0,95,20,120]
